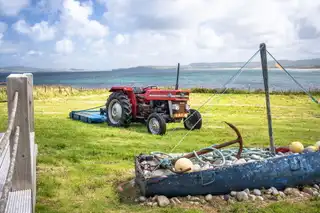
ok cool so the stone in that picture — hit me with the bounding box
[139,196,147,202]
[284,187,294,195]
[236,191,249,201]
[152,202,157,207]
[173,197,181,204]
[303,187,314,196]
[193,164,201,172]
[147,202,153,206]
[269,196,279,201]
[313,184,320,191]
[234,158,246,165]
[266,188,273,195]
[244,188,250,195]
[193,202,200,205]
[134,198,139,203]
[230,191,237,197]
[229,156,238,161]
[152,196,158,202]
[157,195,170,207]
[313,191,319,197]
[205,194,213,201]
[200,199,207,204]
[170,198,176,205]
[279,191,286,198]
[257,196,264,201]
[270,187,279,195]
[228,199,235,204]
[223,195,230,201]
[190,196,201,202]
[253,189,262,196]
[251,154,262,160]
[248,194,256,201]
[187,195,192,200]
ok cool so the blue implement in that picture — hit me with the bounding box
[69,110,107,123]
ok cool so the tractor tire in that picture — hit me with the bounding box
[147,113,166,135]
[106,92,132,127]
[184,109,202,130]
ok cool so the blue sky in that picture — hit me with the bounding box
[0,0,320,70]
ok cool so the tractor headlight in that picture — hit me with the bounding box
[185,104,190,112]
[172,104,180,111]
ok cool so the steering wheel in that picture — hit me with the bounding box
[143,85,158,90]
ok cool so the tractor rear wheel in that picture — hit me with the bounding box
[184,109,202,130]
[147,113,166,135]
[106,92,132,127]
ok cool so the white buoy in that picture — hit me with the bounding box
[174,158,193,173]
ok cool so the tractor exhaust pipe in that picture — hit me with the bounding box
[175,63,180,90]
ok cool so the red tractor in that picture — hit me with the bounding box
[104,85,202,135]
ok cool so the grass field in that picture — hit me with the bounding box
[0,88,319,213]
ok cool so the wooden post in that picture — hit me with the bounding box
[259,43,275,154]
[175,63,180,90]
[7,73,35,212]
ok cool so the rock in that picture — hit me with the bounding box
[152,196,158,202]
[228,199,235,204]
[152,202,157,207]
[313,184,320,191]
[200,199,207,204]
[170,198,176,205]
[270,187,279,195]
[253,189,262,196]
[229,156,238,161]
[224,195,230,201]
[257,196,264,201]
[266,188,273,195]
[247,159,256,163]
[303,187,314,196]
[301,192,312,198]
[157,195,170,207]
[139,196,147,202]
[251,154,262,160]
[187,195,192,200]
[193,202,200,205]
[244,188,250,195]
[292,189,302,197]
[284,187,294,195]
[236,191,249,201]
[279,191,286,198]
[147,202,153,206]
[230,191,237,197]
[189,201,194,205]
[269,196,279,201]
[134,198,139,203]
[193,164,201,172]
[313,191,319,197]
[234,158,246,165]
[205,194,213,201]
[190,196,201,202]
[173,197,181,204]
[248,194,256,201]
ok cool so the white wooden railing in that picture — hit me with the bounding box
[0,73,37,213]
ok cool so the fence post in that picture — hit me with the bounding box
[6,73,34,212]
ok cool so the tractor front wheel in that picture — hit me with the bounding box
[106,92,132,127]
[147,113,166,135]
[184,109,202,130]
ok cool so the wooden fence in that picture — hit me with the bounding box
[0,73,37,213]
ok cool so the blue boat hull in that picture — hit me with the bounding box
[135,151,320,197]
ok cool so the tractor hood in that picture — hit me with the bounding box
[144,89,190,101]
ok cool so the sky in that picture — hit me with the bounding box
[0,0,320,70]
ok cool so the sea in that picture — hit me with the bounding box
[0,68,319,91]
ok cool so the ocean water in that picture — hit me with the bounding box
[0,68,319,91]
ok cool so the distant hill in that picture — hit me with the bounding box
[2,58,320,72]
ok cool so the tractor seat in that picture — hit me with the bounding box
[133,87,145,94]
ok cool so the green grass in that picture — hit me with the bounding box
[0,90,319,213]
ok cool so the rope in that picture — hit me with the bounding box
[0,126,20,212]
[267,50,319,104]
[0,91,19,157]
[169,48,261,152]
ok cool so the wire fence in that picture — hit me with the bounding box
[0,91,20,213]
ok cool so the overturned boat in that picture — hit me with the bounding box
[134,123,320,197]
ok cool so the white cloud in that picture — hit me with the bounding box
[0,0,30,16]
[27,50,43,56]
[55,39,74,54]
[13,20,56,41]
[60,0,108,39]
